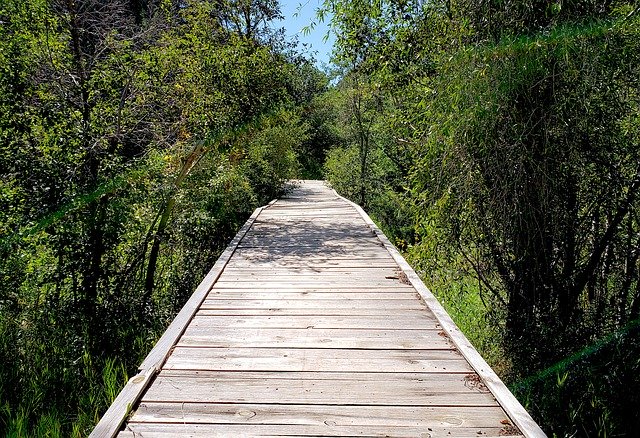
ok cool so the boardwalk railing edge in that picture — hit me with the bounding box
[332,187,548,438]
[89,200,276,438]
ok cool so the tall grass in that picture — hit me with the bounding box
[405,245,509,374]
[2,354,129,437]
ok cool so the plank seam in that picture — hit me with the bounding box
[330,185,547,438]
[90,201,271,438]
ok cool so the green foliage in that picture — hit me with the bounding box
[407,19,640,435]
[512,322,640,437]
[0,0,322,435]
[321,0,640,435]
[411,19,640,372]
[324,146,361,200]
[318,78,413,245]
[296,88,343,179]
[324,142,414,245]
[240,110,307,201]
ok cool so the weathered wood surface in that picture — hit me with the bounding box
[100,180,545,438]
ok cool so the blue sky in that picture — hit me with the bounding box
[272,1,336,69]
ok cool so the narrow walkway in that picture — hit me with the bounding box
[94,180,545,437]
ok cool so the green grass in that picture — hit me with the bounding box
[406,256,509,375]
[1,350,131,437]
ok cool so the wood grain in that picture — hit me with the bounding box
[205,291,421,300]
[187,314,439,329]
[163,346,471,373]
[178,327,452,349]
[130,402,508,428]
[199,298,425,309]
[118,424,517,438]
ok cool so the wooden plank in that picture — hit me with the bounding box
[197,308,430,316]
[198,297,428,315]
[216,274,407,282]
[266,199,347,203]
[237,237,384,243]
[266,205,349,209]
[220,267,400,273]
[209,286,415,292]
[237,244,390,253]
[263,209,356,213]
[231,249,391,256]
[261,205,356,209]
[213,280,408,288]
[243,232,370,238]
[129,403,509,428]
[251,215,357,220]
[163,347,471,373]
[215,274,405,281]
[237,240,384,246]
[261,204,354,208]
[258,211,361,216]
[140,373,492,405]
[337,191,547,438]
[237,241,383,248]
[228,258,395,265]
[206,291,421,300]
[245,224,363,229]
[155,370,484,382]
[232,266,391,272]
[178,327,452,349]
[258,213,361,218]
[234,246,388,254]
[212,282,412,292]
[188,314,439,330]
[199,299,423,309]
[212,280,412,286]
[223,261,400,268]
[119,424,513,437]
[268,198,325,203]
[256,216,364,221]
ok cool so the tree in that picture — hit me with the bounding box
[409,17,640,373]
[214,0,283,43]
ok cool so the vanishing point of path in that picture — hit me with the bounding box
[93,180,546,438]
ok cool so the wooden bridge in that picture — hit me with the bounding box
[92,180,546,438]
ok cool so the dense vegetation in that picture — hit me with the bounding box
[2,0,640,436]
[320,0,640,436]
[0,0,327,435]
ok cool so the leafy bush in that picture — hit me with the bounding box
[241,110,307,201]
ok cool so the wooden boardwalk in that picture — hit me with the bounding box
[93,180,546,438]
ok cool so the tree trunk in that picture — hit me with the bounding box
[143,144,206,303]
